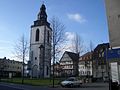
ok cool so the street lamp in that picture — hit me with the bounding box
[105,48,111,90]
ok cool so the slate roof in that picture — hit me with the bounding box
[60,51,79,62]
[94,43,109,51]
[79,52,93,61]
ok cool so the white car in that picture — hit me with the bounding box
[60,77,82,87]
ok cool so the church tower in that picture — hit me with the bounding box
[29,4,52,78]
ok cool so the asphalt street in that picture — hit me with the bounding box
[0,84,23,90]
[0,82,109,90]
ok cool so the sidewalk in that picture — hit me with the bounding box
[82,82,109,88]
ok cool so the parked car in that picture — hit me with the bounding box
[60,77,82,88]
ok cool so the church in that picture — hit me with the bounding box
[29,4,52,78]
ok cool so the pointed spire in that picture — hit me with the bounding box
[37,3,47,22]
[40,4,46,11]
[31,3,51,28]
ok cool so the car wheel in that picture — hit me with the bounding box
[65,84,71,88]
[69,84,73,88]
[64,85,68,88]
[61,84,65,88]
[78,84,81,87]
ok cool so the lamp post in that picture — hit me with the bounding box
[105,48,111,90]
[22,52,25,84]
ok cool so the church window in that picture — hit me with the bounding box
[47,30,49,43]
[35,29,39,41]
[46,66,49,75]
[35,57,37,60]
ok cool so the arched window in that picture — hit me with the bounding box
[46,66,49,75]
[47,30,49,43]
[35,29,39,41]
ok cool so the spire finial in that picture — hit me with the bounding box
[42,1,44,4]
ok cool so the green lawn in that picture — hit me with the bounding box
[1,78,60,86]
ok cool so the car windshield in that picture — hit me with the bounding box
[66,78,77,81]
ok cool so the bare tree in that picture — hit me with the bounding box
[89,40,94,52]
[50,17,66,62]
[50,16,66,87]
[87,40,94,82]
[72,33,85,56]
[14,35,29,84]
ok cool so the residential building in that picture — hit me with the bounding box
[92,43,109,81]
[0,57,22,78]
[29,4,52,78]
[59,51,79,77]
[51,62,62,77]
[78,52,93,82]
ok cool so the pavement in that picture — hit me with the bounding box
[82,82,109,88]
[0,82,109,90]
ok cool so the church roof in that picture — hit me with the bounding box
[31,4,51,29]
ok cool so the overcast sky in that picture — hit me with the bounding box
[0,0,109,60]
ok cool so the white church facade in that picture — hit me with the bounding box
[29,4,52,78]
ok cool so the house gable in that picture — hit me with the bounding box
[60,53,72,62]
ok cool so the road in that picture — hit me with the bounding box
[0,82,109,90]
[0,84,23,90]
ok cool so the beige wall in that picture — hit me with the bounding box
[0,59,22,72]
[105,0,120,48]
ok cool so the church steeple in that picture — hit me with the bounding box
[30,3,52,78]
[31,4,50,28]
[38,4,47,22]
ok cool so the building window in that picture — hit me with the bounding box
[83,71,84,75]
[35,29,39,41]
[46,66,49,75]
[35,57,37,60]
[87,71,91,75]
[118,14,120,18]
[47,30,49,43]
